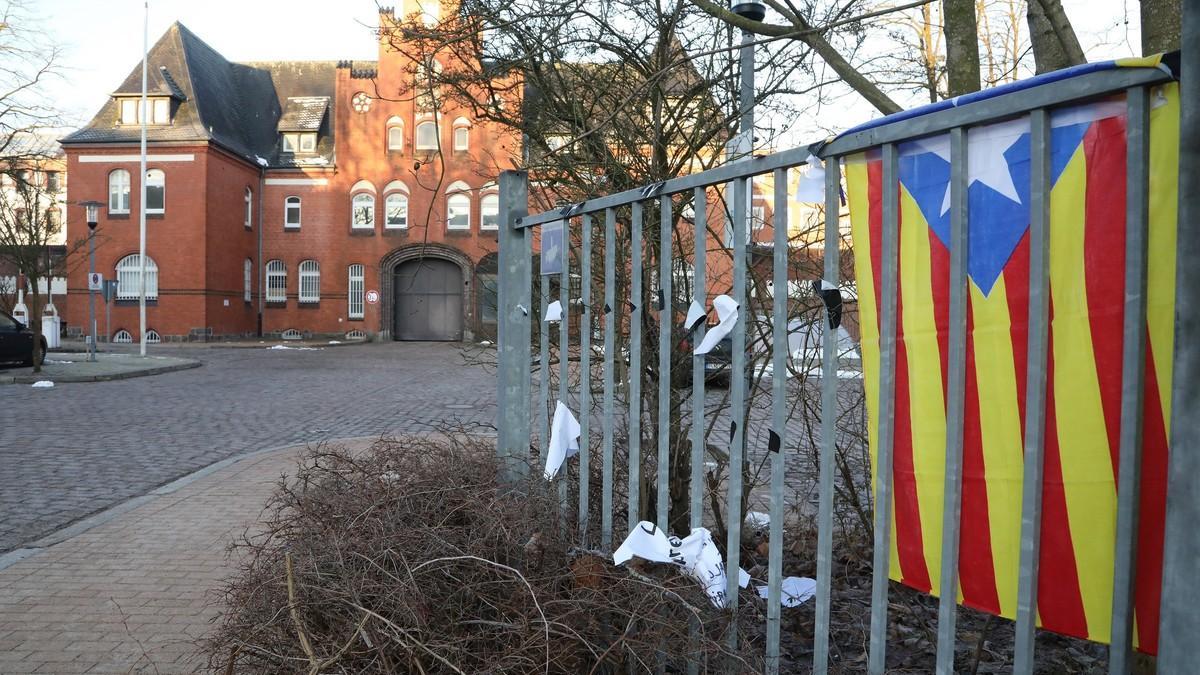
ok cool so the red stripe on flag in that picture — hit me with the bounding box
[1006,232,1031,435]
[1134,337,1169,653]
[960,291,1001,613]
[892,268,933,591]
[1082,117,1128,474]
[1038,301,1091,639]
[928,227,951,403]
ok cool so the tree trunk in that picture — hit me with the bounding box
[1027,0,1086,73]
[1141,0,1181,54]
[943,0,982,96]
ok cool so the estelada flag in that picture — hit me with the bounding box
[845,65,1179,653]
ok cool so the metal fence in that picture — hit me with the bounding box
[496,58,1191,674]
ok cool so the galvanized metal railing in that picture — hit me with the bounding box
[496,55,1194,674]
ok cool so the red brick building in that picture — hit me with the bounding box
[61,7,519,343]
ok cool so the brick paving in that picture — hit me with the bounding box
[0,438,377,674]
[0,342,496,553]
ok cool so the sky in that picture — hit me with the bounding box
[33,0,1145,135]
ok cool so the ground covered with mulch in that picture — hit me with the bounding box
[203,435,1122,673]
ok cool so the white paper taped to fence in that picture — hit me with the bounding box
[795,156,826,203]
[684,300,707,332]
[544,300,563,322]
[692,295,738,355]
[543,400,581,480]
[756,576,816,607]
[614,521,745,608]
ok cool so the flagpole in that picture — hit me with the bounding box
[138,0,148,357]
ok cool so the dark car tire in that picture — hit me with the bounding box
[24,339,45,367]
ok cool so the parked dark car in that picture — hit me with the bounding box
[0,310,46,367]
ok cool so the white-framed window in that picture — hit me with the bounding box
[243,258,252,302]
[387,117,404,151]
[298,260,320,303]
[348,264,364,319]
[385,193,408,229]
[282,133,298,152]
[352,193,375,228]
[415,121,437,150]
[751,204,766,231]
[480,193,499,230]
[108,169,131,214]
[282,328,302,340]
[145,169,165,214]
[119,97,171,125]
[115,254,159,300]
[299,133,316,152]
[113,329,133,343]
[452,118,470,151]
[285,196,301,228]
[120,99,138,125]
[447,193,470,230]
[266,259,286,302]
[244,187,253,228]
[345,329,367,340]
[153,98,170,124]
[145,329,161,344]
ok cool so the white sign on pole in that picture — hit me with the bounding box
[88,273,104,291]
[365,290,380,305]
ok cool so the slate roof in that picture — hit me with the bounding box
[277,97,329,132]
[61,22,341,169]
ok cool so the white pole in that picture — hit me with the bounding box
[138,0,148,357]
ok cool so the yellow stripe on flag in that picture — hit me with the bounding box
[1147,82,1179,433]
[845,156,902,576]
[969,275,1025,618]
[898,186,946,592]
[1048,143,1117,643]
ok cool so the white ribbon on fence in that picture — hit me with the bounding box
[544,300,563,322]
[543,400,580,480]
[692,295,738,355]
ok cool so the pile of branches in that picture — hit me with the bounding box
[204,436,756,673]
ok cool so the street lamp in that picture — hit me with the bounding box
[79,200,103,363]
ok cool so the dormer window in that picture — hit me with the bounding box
[118,97,172,125]
[282,133,317,154]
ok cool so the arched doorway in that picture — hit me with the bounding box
[393,258,464,341]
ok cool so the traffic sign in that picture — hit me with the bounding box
[540,219,564,276]
[365,290,379,305]
[88,272,103,291]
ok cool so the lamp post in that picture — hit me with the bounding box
[730,1,763,140]
[80,200,103,362]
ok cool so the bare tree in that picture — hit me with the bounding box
[1140,0,1180,54]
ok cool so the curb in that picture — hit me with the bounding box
[0,359,202,384]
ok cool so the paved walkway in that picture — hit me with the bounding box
[0,353,200,384]
[0,439,376,674]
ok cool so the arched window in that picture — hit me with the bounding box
[385,193,409,229]
[452,118,470,151]
[115,254,159,300]
[348,264,365,319]
[480,193,499,230]
[386,117,404,151]
[145,169,165,214]
[298,260,320,303]
[415,121,437,150]
[352,193,374,229]
[243,258,252,302]
[145,329,161,344]
[113,329,133,344]
[244,187,253,227]
[285,196,301,228]
[266,259,286,302]
[447,193,470,230]
[108,169,131,214]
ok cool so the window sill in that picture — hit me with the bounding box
[284,226,301,232]
[298,301,320,308]
[383,227,409,236]
[266,300,288,306]
[350,228,376,236]
[108,213,131,220]
[147,213,164,220]
[347,316,365,322]
[445,228,471,236]
[115,299,158,306]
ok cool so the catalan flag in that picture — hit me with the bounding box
[845,70,1179,653]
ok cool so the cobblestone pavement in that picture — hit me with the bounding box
[0,342,496,553]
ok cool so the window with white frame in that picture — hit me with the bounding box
[447,193,470,230]
[244,187,253,227]
[415,121,437,150]
[109,169,131,214]
[145,329,162,344]
[751,204,766,231]
[243,258,252,302]
[285,196,301,228]
[298,260,320,303]
[452,120,469,151]
[386,117,404,151]
[352,193,374,228]
[145,169,165,214]
[119,97,171,125]
[385,193,408,229]
[266,259,286,302]
[115,254,159,300]
[299,133,316,152]
[113,329,133,343]
[348,264,364,319]
[480,193,499,230]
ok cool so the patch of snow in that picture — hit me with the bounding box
[44,359,73,364]
[328,340,342,344]
[31,380,54,388]
[480,340,493,346]
[266,345,322,351]
[255,155,270,167]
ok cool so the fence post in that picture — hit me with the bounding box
[1158,5,1200,670]
[498,170,531,486]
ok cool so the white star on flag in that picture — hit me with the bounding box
[913,117,1027,216]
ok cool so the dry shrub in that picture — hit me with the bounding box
[203,435,756,673]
